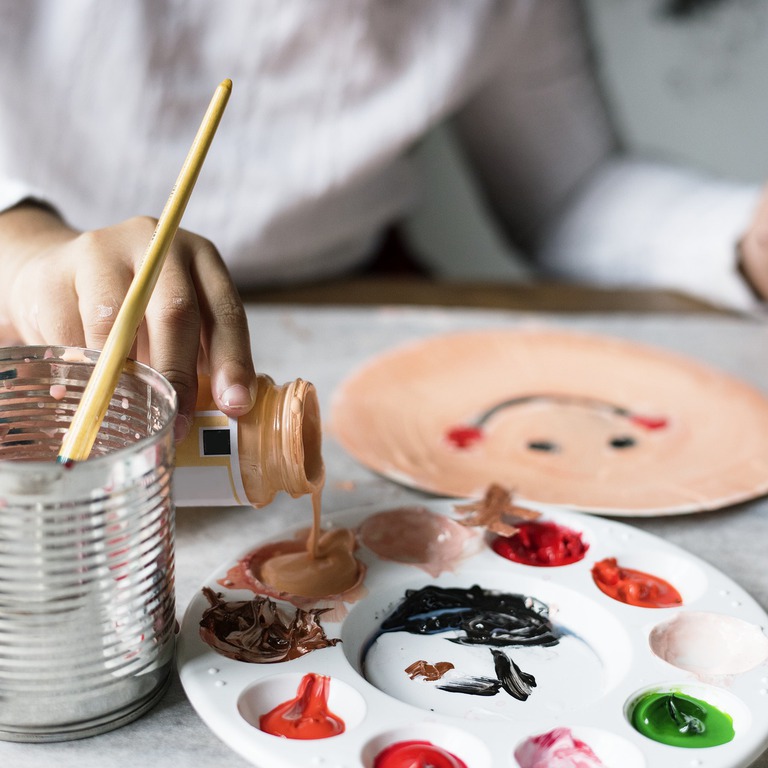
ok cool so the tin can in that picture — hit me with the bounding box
[0,346,177,741]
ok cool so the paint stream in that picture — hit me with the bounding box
[630,691,734,748]
[492,521,589,567]
[256,486,361,598]
[358,506,477,576]
[591,558,682,608]
[220,472,363,604]
[198,587,340,663]
[514,727,605,767]
[259,673,345,740]
[649,611,768,677]
[373,740,468,768]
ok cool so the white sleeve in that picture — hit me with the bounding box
[0,177,49,215]
[536,159,761,312]
[453,0,761,311]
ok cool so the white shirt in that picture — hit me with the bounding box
[0,0,760,308]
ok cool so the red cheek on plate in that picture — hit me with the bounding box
[445,426,484,449]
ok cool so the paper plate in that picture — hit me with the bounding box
[177,500,768,768]
[329,328,768,515]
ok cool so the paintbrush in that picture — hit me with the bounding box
[57,78,232,464]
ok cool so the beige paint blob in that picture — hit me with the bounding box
[649,611,768,677]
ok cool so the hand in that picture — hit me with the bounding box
[0,202,255,440]
[737,184,768,301]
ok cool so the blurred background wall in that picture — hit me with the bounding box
[404,0,768,280]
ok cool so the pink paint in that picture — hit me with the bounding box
[374,740,468,768]
[492,521,588,567]
[259,673,344,740]
[358,506,476,577]
[49,384,67,401]
[514,727,604,767]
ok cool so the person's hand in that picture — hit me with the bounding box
[0,202,255,440]
[737,183,768,301]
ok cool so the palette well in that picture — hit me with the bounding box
[177,500,768,768]
[329,328,768,515]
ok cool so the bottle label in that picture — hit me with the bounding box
[174,409,249,506]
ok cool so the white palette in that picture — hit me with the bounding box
[177,501,768,768]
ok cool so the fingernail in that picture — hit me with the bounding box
[174,414,192,443]
[220,384,252,411]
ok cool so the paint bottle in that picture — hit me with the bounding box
[174,374,324,507]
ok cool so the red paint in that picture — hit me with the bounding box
[374,740,468,768]
[259,673,345,740]
[630,414,668,430]
[592,557,682,608]
[445,425,483,449]
[492,520,588,567]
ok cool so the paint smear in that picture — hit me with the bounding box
[358,506,477,576]
[365,584,559,702]
[514,727,604,767]
[438,648,537,701]
[374,740,468,768]
[649,611,768,677]
[492,521,588,567]
[591,558,682,608]
[453,483,540,537]
[376,584,561,647]
[405,660,454,681]
[198,587,340,663]
[630,691,734,748]
[259,673,344,740]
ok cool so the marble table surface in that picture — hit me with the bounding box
[3,305,768,768]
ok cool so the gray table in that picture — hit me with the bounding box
[3,305,767,767]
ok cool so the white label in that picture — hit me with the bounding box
[174,410,249,506]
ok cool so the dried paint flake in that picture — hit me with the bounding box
[453,483,539,536]
[405,659,455,681]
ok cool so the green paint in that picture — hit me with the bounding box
[630,691,734,748]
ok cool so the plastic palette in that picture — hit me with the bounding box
[177,500,768,767]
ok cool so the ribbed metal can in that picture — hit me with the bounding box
[0,346,177,741]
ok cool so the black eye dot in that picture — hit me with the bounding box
[609,436,636,449]
[527,440,559,453]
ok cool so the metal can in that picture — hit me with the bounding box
[0,346,177,741]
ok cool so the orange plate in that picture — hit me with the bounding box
[329,328,768,516]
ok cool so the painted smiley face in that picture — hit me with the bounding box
[331,329,768,514]
[446,393,668,475]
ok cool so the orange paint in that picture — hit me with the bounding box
[592,557,682,608]
[259,673,344,740]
